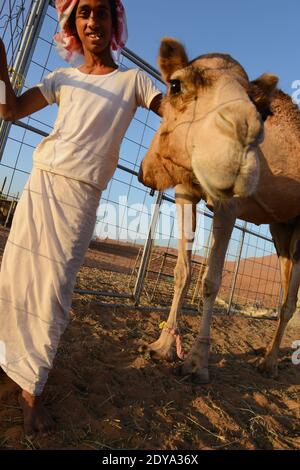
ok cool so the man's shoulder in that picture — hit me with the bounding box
[117,66,141,78]
[44,67,74,80]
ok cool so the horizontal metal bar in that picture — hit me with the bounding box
[74,289,132,298]
[122,48,163,84]
[148,250,206,264]
[96,301,199,315]
[241,227,273,243]
[95,301,277,321]
[162,194,215,220]
[117,163,138,177]
[13,119,49,137]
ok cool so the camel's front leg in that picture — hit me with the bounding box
[178,204,236,382]
[147,185,200,361]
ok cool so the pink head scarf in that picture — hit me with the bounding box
[53,0,128,63]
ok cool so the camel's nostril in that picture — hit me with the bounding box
[216,102,262,147]
[221,186,235,197]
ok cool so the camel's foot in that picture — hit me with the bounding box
[258,354,278,378]
[139,334,176,362]
[174,336,211,383]
[175,360,210,384]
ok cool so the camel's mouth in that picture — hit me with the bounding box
[192,145,260,201]
[193,168,235,200]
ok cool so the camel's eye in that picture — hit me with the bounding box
[170,79,181,95]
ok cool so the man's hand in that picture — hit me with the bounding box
[0,38,49,121]
[150,93,164,117]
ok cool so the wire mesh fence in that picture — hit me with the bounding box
[0,0,281,316]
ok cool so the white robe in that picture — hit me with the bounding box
[0,167,101,395]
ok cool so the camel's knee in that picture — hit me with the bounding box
[174,261,191,289]
[280,301,297,324]
[202,275,221,299]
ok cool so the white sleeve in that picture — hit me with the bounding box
[135,69,162,109]
[36,69,60,105]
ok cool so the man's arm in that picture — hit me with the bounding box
[0,38,49,121]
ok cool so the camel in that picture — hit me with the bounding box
[138,38,300,383]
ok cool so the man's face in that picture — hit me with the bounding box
[75,0,113,55]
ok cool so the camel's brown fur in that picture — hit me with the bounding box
[139,38,300,383]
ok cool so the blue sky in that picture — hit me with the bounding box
[123,0,299,95]
[0,0,297,261]
[109,0,300,251]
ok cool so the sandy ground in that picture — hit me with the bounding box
[0,228,299,450]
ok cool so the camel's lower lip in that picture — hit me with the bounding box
[192,164,232,201]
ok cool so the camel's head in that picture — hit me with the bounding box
[139,38,278,200]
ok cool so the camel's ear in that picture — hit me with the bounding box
[158,37,189,83]
[249,73,278,121]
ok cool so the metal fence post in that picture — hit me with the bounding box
[133,191,163,305]
[4,196,16,227]
[0,0,50,161]
[227,221,247,315]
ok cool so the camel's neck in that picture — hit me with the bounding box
[268,89,300,141]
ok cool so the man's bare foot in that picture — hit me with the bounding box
[18,390,55,437]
